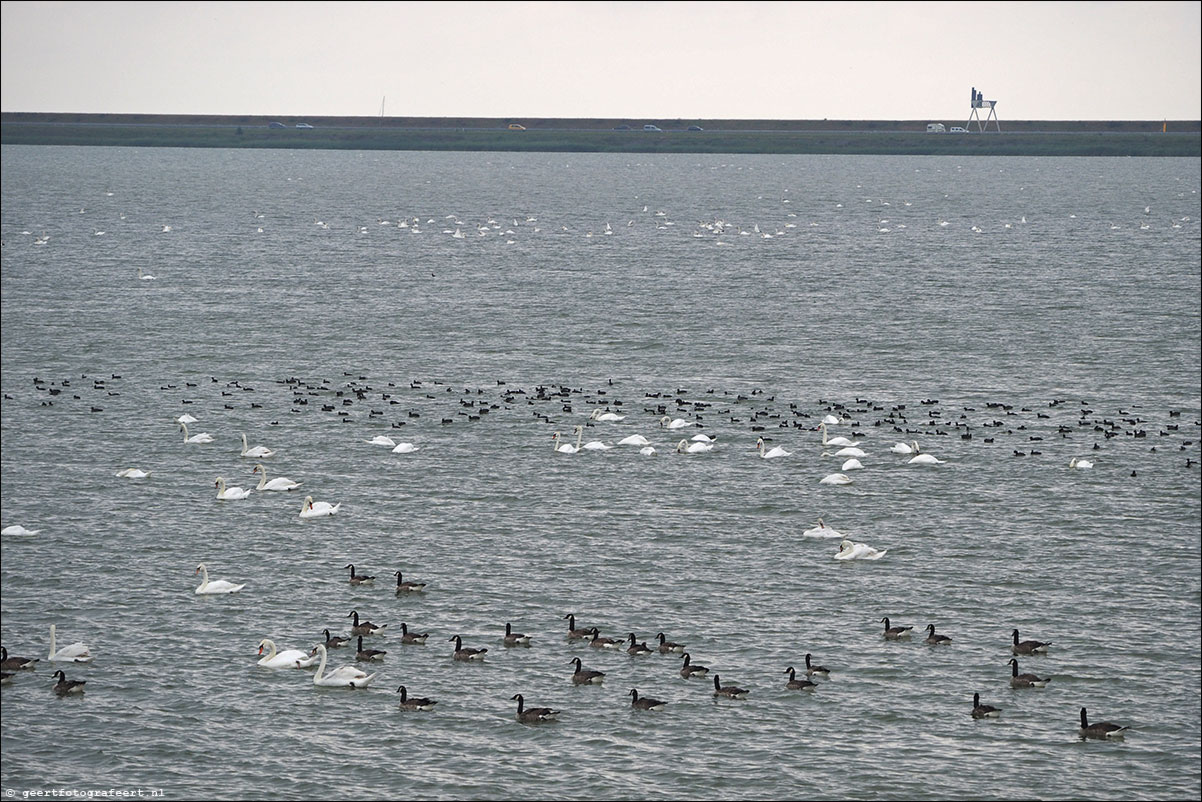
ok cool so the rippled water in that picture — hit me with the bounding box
[2,146,1200,800]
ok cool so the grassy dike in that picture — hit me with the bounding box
[2,115,1198,156]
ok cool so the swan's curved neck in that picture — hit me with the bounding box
[819,423,829,445]
[49,625,56,659]
[314,645,327,682]
[198,564,210,589]
[255,465,268,489]
[575,428,583,449]
[263,640,277,660]
[241,433,249,453]
[181,423,189,442]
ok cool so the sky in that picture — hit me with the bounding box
[2,1,1199,120]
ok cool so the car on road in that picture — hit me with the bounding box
[687,125,704,131]
[268,122,286,129]
[643,124,662,132]
[296,123,314,129]
[508,123,526,130]
[613,125,631,130]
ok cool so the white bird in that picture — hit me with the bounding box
[1,525,41,536]
[180,423,214,444]
[257,639,318,668]
[300,496,340,518]
[390,442,419,454]
[801,519,844,538]
[253,464,301,492]
[552,428,583,454]
[833,446,867,458]
[175,414,199,425]
[115,468,151,479]
[691,433,716,443]
[214,477,252,500]
[834,539,887,560]
[890,441,919,455]
[639,446,658,456]
[817,422,859,448]
[822,414,842,425]
[660,416,692,429]
[137,267,156,280]
[47,625,93,663]
[589,409,626,422]
[240,433,275,458]
[1069,457,1094,469]
[819,473,853,485]
[908,454,944,465]
[841,458,864,471]
[365,435,397,447]
[756,437,791,459]
[580,426,613,451]
[194,563,245,594]
[618,434,651,446]
[310,644,377,688]
[676,439,713,454]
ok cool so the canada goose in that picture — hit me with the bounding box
[396,685,437,711]
[449,635,487,661]
[881,617,913,640]
[629,688,668,710]
[971,693,1002,719]
[393,571,426,593]
[588,628,621,649]
[356,636,386,662]
[1,672,12,684]
[784,667,817,690]
[1011,629,1051,655]
[656,632,685,654]
[563,614,590,639]
[1079,707,1127,739]
[712,674,749,699]
[51,669,86,696]
[512,693,559,723]
[569,657,605,685]
[924,624,953,645]
[803,653,829,677]
[345,564,375,586]
[347,610,387,636]
[626,633,654,656]
[680,653,709,678]
[1,647,38,671]
[1007,658,1050,688]
[322,629,349,649]
[400,623,428,645]
[504,623,531,647]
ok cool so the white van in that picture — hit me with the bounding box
[643,124,662,132]
[949,126,968,133]
[926,123,946,133]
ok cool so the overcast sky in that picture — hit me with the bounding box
[2,1,1199,120]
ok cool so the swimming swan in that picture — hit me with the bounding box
[552,428,583,454]
[618,434,652,446]
[589,409,626,422]
[253,464,301,492]
[660,416,693,429]
[257,638,317,668]
[908,454,944,465]
[311,644,377,688]
[115,468,151,479]
[240,433,275,459]
[180,423,214,444]
[890,441,920,455]
[757,438,791,459]
[48,625,93,663]
[2,525,42,536]
[834,539,887,560]
[215,477,252,500]
[1069,457,1094,469]
[194,563,245,594]
[676,439,713,454]
[802,519,844,538]
[817,422,859,448]
[391,442,419,454]
[300,496,340,518]
[365,435,397,447]
[819,473,853,485]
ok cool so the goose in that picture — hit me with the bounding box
[819,473,853,485]
[47,625,93,663]
[399,623,428,645]
[356,636,387,662]
[626,633,654,656]
[365,435,397,447]
[194,564,245,595]
[214,477,252,500]
[252,464,301,492]
[115,468,151,479]
[1,525,41,536]
[1079,707,1127,739]
[391,442,419,454]
[347,611,387,636]
[587,628,622,649]
[971,693,1002,719]
[618,434,652,446]
[817,422,859,448]
[257,639,317,668]
[512,693,559,723]
[1,672,12,685]
[311,644,376,688]
[589,409,626,422]
[834,539,887,561]
[504,623,531,647]
[393,571,426,593]
[801,519,844,539]
[629,688,668,710]
[757,437,791,459]
[908,453,944,465]
[321,629,349,649]
[804,653,829,677]
[449,635,487,661]
[924,624,952,645]
[569,657,605,685]
[180,423,214,444]
[712,674,749,699]
[564,614,591,639]
[396,685,437,711]
[552,428,583,454]
[784,667,817,690]
[299,496,340,518]
[1069,457,1094,469]
[1007,658,1050,688]
[1011,629,1052,655]
[660,416,692,429]
[656,632,685,654]
[880,617,913,640]
[51,669,86,696]
[239,433,274,459]
[680,652,709,678]
[1,647,38,671]
[676,439,713,454]
[345,564,375,586]
[890,441,919,454]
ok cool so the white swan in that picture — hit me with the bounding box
[589,409,626,422]
[908,454,944,465]
[115,468,151,479]
[676,439,713,454]
[817,422,859,448]
[257,638,318,668]
[690,433,716,443]
[618,434,651,446]
[195,563,245,594]
[834,539,887,560]
[391,442,419,454]
[180,423,214,444]
[48,625,93,663]
[819,473,853,485]
[175,414,199,425]
[639,446,658,456]
[365,435,397,447]
[841,458,864,471]
[1,525,41,536]
[311,644,377,688]
[240,433,275,458]
[801,519,844,539]
[756,437,791,459]
[253,464,301,492]
[215,477,252,500]
[832,446,867,458]
[660,416,692,429]
[822,414,842,425]
[890,441,919,455]
[1069,457,1094,469]
[137,267,156,280]
[552,428,583,454]
[300,496,340,518]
